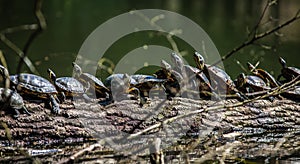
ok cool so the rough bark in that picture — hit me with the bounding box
[0,98,299,163]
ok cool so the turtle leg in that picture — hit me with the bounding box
[13,108,20,119]
[82,93,92,102]
[58,92,66,103]
[49,95,60,114]
[22,106,31,116]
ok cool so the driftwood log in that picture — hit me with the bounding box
[0,97,299,163]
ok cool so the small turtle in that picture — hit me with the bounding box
[193,52,245,100]
[0,65,60,114]
[105,73,140,99]
[0,88,31,118]
[247,62,280,88]
[278,57,300,82]
[154,60,183,99]
[72,62,111,99]
[130,74,165,98]
[47,69,91,102]
[236,73,271,93]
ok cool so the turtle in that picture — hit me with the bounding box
[154,60,183,99]
[247,62,280,88]
[281,86,300,101]
[104,73,141,103]
[0,88,31,118]
[170,52,215,99]
[47,69,92,102]
[278,57,300,82]
[193,52,246,100]
[130,74,166,98]
[0,65,60,114]
[236,73,271,93]
[72,62,111,99]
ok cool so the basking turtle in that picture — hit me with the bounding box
[130,74,165,98]
[0,65,60,114]
[170,52,215,99]
[72,62,111,99]
[193,52,245,100]
[278,57,300,82]
[154,60,183,99]
[0,88,31,118]
[47,69,91,102]
[104,73,140,102]
[236,73,271,93]
[247,62,280,88]
[281,86,300,101]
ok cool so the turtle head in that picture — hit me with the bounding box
[161,60,172,71]
[279,57,287,68]
[193,52,205,70]
[47,69,57,82]
[72,62,82,77]
[0,65,10,88]
[237,73,247,88]
[0,65,9,78]
[170,52,184,70]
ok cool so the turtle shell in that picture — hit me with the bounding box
[104,74,136,88]
[10,74,57,99]
[204,65,235,94]
[81,73,110,91]
[245,75,270,91]
[55,77,85,96]
[0,88,24,109]
[130,74,165,84]
[282,66,300,81]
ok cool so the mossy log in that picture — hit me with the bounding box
[0,98,299,163]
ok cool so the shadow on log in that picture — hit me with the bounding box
[0,98,299,163]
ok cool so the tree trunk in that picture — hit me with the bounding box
[0,98,299,163]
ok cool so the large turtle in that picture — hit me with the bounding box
[0,88,31,118]
[193,52,246,100]
[0,65,60,114]
[47,69,92,102]
[72,62,111,99]
[170,52,216,99]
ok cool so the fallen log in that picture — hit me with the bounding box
[0,98,299,163]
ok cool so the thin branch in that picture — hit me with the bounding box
[209,9,300,68]
[127,75,300,140]
[17,0,46,75]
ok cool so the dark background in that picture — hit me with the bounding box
[0,0,299,80]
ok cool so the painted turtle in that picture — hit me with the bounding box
[278,57,300,82]
[0,65,60,114]
[247,62,280,88]
[104,73,140,101]
[154,60,183,99]
[72,62,111,99]
[281,86,300,101]
[193,52,245,100]
[130,74,165,98]
[236,73,271,93]
[170,52,215,98]
[0,88,31,118]
[47,69,91,102]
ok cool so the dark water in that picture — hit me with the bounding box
[0,0,299,81]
